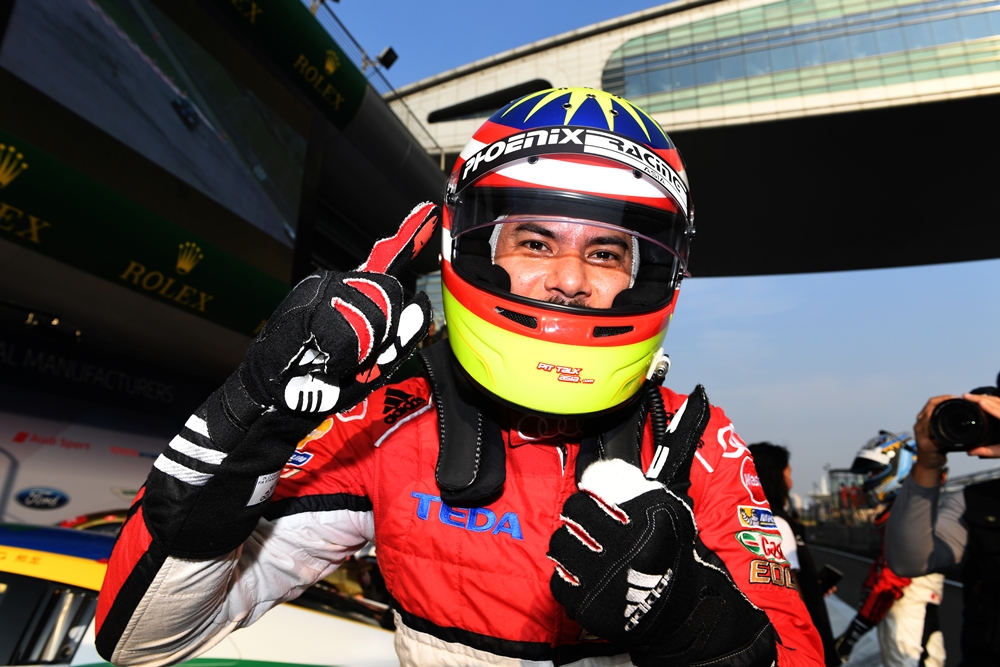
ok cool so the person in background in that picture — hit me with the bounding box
[886,383,1000,666]
[835,431,945,667]
[750,442,840,667]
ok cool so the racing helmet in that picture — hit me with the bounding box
[441,88,694,416]
[849,431,917,504]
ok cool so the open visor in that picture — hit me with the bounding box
[446,154,693,312]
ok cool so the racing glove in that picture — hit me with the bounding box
[834,615,874,662]
[548,387,777,667]
[142,202,438,558]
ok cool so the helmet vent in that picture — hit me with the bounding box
[593,325,634,338]
[496,307,538,329]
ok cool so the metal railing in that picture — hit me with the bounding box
[304,1,446,170]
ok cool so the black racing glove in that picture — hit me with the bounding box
[834,615,873,662]
[143,203,439,557]
[548,387,777,667]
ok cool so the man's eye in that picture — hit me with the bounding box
[524,240,548,251]
[591,251,621,262]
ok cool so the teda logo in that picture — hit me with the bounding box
[16,487,70,510]
[411,491,523,540]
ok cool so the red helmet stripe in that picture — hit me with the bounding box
[442,262,672,347]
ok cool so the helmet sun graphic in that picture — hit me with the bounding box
[849,431,918,505]
[441,87,694,417]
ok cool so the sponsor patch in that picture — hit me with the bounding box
[537,362,595,385]
[15,487,70,510]
[411,491,523,540]
[740,456,768,505]
[738,505,777,529]
[287,451,314,468]
[456,126,688,215]
[736,531,787,562]
[749,559,798,590]
[383,388,427,424]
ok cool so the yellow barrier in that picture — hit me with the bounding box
[0,545,107,590]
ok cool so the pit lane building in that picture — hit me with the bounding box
[394,0,1000,277]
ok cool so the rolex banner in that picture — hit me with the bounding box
[207,0,367,131]
[0,128,289,336]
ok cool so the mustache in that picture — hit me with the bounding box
[546,295,592,309]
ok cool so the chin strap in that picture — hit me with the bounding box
[420,342,506,507]
[422,342,671,508]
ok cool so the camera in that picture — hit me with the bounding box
[929,386,1000,452]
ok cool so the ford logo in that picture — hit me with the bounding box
[15,487,70,510]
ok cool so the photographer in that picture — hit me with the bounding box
[885,385,1000,666]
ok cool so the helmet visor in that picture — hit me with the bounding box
[449,154,691,270]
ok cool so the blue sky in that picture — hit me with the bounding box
[330,1,1000,497]
[329,0,668,88]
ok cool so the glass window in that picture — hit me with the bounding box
[770,44,798,72]
[625,72,649,98]
[672,63,696,90]
[821,34,851,62]
[746,48,771,76]
[875,26,906,54]
[903,20,935,49]
[938,64,971,78]
[796,39,824,66]
[698,92,724,107]
[647,67,673,94]
[695,58,723,85]
[931,16,963,44]
[959,13,994,40]
[991,10,1000,35]
[721,53,746,79]
[849,31,878,58]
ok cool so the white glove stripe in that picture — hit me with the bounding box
[184,415,210,438]
[168,435,226,465]
[153,455,213,486]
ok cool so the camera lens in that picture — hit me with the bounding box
[930,399,991,451]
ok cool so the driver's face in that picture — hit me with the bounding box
[492,220,633,309]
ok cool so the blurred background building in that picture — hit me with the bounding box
[0,0,445,526]
[395,0,1000,278]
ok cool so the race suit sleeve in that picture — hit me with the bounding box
[884,476,967,577]
[677,403,825,667]
[93,389,395,667]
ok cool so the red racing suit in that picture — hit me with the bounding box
[96,377,824,667]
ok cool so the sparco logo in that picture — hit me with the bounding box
[382,388,426,424]
[624,567,672,631]
[16,487,70,509]
[457,126,688,215]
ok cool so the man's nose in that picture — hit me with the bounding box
[544,254,591,300]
